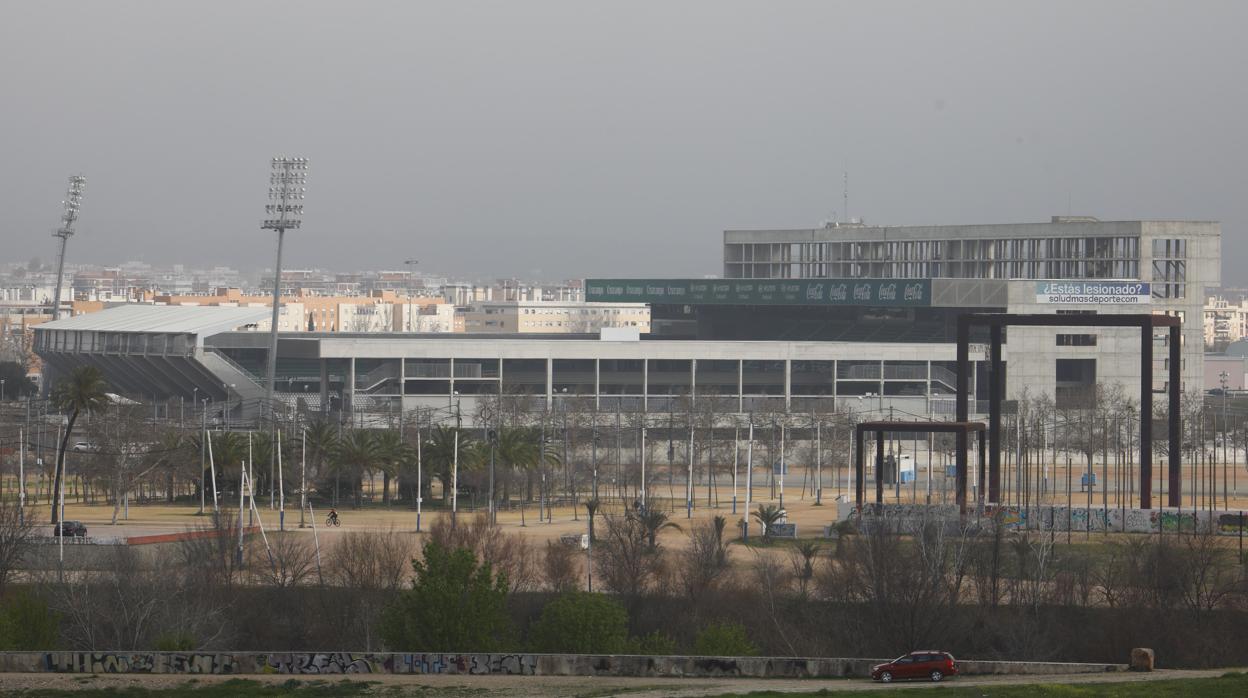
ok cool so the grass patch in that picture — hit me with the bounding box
[706,672,1248,697]
[11,678,379,697]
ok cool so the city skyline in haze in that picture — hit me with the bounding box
[3,1,1246,283]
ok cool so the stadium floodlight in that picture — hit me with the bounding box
[261,156,309,423]
[50,175,86,321]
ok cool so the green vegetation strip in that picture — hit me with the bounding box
[710,671,1248,698]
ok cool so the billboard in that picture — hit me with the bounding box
[585,278,932,307]
[1035,281,1151,305]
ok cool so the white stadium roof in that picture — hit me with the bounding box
[37,304,271,337]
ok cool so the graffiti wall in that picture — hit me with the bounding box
[3,652,1122,678]
[856,504,1246,536]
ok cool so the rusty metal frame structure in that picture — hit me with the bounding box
[956,313,1182,510]
[855,420,987,513]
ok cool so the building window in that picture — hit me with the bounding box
[1056,334,1097,346]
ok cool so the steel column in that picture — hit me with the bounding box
[1169,324,1182,507]
[854,427,864,507]
[956,316,970,423]
[1140,323,1153,509]
[956,430,968,513]
[988,324,1002,503]
[978,429,987,505]
[875,430,885,504]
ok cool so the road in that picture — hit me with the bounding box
[0,668,1238,696]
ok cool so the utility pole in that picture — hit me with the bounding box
[487,424,497,525]
[452,397,461,529]
[743,419,754,540]
[300,427,307,528]
[686,420,694,519]
[51,175,86,322]
[199,398,207,515]
[815,416,823,505]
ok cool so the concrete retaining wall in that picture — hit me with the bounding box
[0,652,1125,677]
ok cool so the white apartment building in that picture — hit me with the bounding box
[463,301,650,334]
[1203,296,1248,349]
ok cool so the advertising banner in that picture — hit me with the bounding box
[1035,281,1150,305]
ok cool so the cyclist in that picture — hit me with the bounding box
[327,508,340,526]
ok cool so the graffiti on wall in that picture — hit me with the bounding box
[43,653,239,674]
[259,653,540,676]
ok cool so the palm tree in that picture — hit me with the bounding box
[148,426,189,502]
[422,425,474,503]
[333,429,380,508]
[632,507,682,549]
[302,419,339,493]
[373,429,411,506]
[210,431,248,496]
[494,426,539,521]
[249,431,275,501]
[753,503,784,542]
[792,540,822,597]
[50,366,110,523]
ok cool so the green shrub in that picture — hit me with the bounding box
[693,621,759,657]
[529,592,629,654]
[0,591,59,650]
[630,629,677,655]
[379,541,513,652]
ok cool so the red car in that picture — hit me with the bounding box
[871,651,957,682]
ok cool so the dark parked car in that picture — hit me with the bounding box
[52,521,87,537]
[871,651,957,682]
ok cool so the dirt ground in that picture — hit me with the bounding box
[0,668,1238,696]
[35,482,850,549]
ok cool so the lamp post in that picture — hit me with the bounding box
[51,175,86,322]
[452,392,461,528]
[404,259,419,332]
[1220,370,1230,507]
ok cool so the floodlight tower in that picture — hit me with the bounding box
[50,175,86,321]
[261,157,309,422]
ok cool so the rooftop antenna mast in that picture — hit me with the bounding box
[51,175,87,320]
[843,171,849,224]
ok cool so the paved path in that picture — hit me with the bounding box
[0,668,1238,696]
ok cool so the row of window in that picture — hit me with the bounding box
[727,259,1142,280]
[330,358,971,397]
[726,237,1142,265]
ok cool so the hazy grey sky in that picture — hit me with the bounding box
[2,1,1246,282]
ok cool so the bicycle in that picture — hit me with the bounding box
[325,514,341,527]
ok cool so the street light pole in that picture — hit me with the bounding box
[404,259,419,332]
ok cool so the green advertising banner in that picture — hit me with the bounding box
[585,278,932,307]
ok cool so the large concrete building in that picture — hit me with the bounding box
[715,217,1219,402]
[34,216,1221,426]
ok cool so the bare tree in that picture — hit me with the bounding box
[0,499,35,591]
[250,533,319,588]
[427,513,538,592]
[679,515,730,599]
[542,540,581,593]
[595,511,663,602]
[327,529,414,592]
